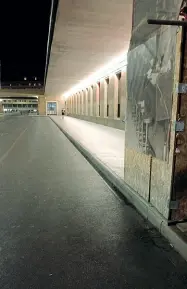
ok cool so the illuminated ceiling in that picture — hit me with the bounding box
[45,0,133,97]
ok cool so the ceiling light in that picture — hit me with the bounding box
[63,51,128,99]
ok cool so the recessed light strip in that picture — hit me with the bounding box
[63,52,128,99]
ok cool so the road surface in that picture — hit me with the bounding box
[0,116,186,289]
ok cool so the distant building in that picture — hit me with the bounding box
[1,97,38,113]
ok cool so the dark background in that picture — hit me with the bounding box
[0,0,52,83]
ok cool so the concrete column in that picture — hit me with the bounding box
[0,102,3,113]
[93,83,99,117]
[65,100,67,114]
[79,92,82,115]
[67,98,69,114]
[76,93,79,115]
[79,92,81,115]
[65,99,68,114]
[76,93,80,115]
[98,82,101,117]
[81,91,84,115]
[71,96,73,113]
[88,86,93,116]
[68,98,70,115]
[78,92,80,114]
[100,79,107,118]
[77,93,79,114]
[73,94,76,114]
[69,96,72,114]
[108,74,118,119]
[80,91,83,115]
[72,95,74,114]
[66,99,68,113]
[85,89,88,116]
[38,96,46,115]
[88,88,90,116]
[73,95,75,114]
[75,94,78,114]
[71,96,73,114]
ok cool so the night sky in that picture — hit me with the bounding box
[0,0,52,84]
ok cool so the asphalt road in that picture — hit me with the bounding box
[0,116,186,289]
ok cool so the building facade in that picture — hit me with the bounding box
[1,97,38,113]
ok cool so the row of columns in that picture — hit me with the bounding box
[66,71,126,121]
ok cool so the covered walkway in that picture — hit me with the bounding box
[0,115,186,288]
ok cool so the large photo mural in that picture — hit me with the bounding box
[126,0,182,161]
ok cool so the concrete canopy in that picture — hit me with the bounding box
[45,0,133,98]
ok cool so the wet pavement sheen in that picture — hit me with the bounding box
[0,116,186,289]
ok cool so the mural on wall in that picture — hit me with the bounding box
[126,0,182,161]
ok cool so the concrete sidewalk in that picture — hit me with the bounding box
[51,116,125,179]
[50,115,187,262]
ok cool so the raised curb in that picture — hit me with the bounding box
[50,116,187,262]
